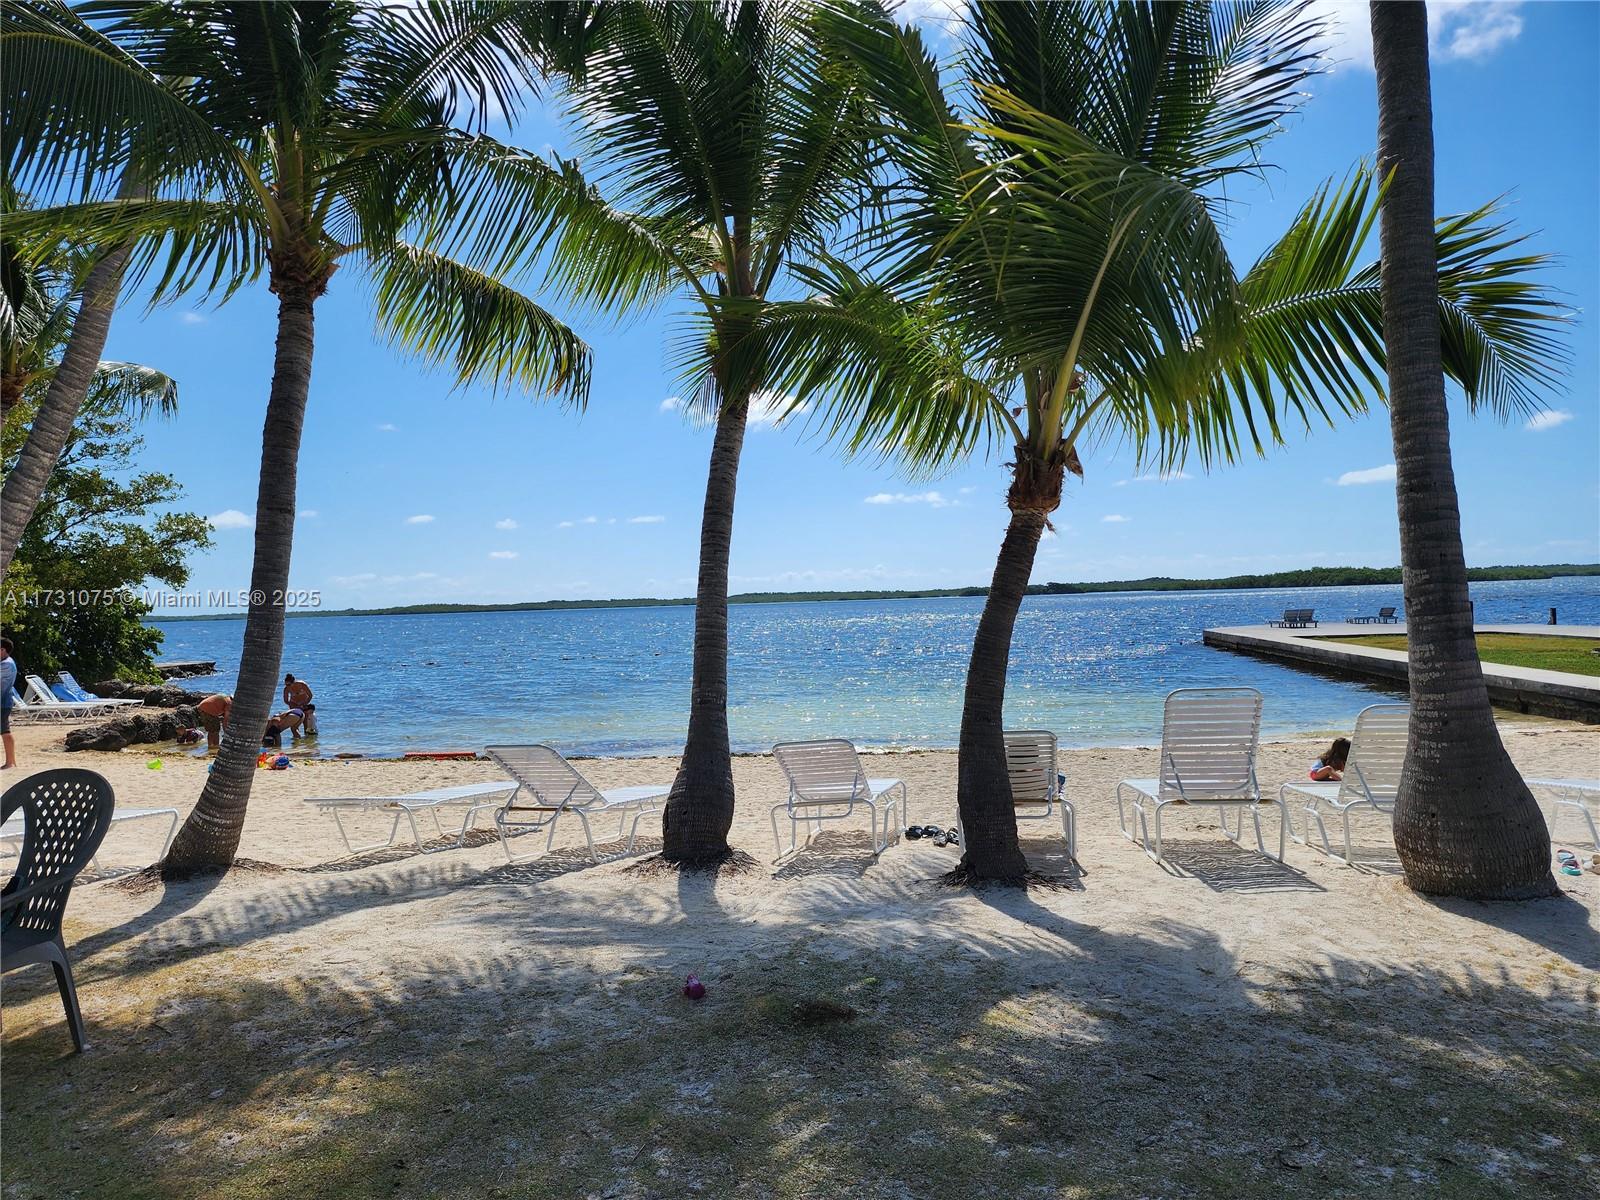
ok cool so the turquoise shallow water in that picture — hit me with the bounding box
[148,577,1599,758]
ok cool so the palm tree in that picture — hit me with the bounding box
[1369,2,1556,899]
[1,195,178,425]
[518,1,879,865]
[6,0,593,877]
[0,9,150,576]
[788,1,1568,883]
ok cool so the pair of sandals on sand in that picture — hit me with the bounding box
[905,824,960,848]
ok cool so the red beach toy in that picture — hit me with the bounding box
[682,974,707,1001]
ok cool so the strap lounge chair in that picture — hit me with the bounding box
[2,769,116,1051]
[21,676,116,721]
[1280,704,1409,865]
[1526,777,1599,850]
[2,804,181,870]
[1267,608,1318,628]
[770,739,906,862]
[485,745,667,864]
[1346,606,1399,625]
[53,672,141,710]
[1116,687,1286,864]
[303,782,519,856]
[979,729,1075,861]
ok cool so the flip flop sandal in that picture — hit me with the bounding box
[904,826,925,840]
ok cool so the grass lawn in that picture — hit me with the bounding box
[1332,633,1600,677]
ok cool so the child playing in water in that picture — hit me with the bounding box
[1310,737,1350,781]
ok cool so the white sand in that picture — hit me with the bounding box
[2,719,1596,1197]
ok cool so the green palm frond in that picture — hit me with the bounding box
[4,198,269,306]
[91,360,179,418]
[751,265,1007,474]
[368,242,590,403]
[2,0,253,201]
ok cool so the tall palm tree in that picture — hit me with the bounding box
[515,1,878,865]
[787,1,1568,882]
[6,0,593,877]
[1369,2,1556,899]
[0,5,152,573]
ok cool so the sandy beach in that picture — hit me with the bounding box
[3,718,1597,1198]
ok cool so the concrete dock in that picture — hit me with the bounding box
[1202,621,1600,723]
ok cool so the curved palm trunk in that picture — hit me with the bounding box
[952,449,1062,884]
[1,177,146,573]
[661,391,750,864]
[1370,1,1554,900]
[162,284,316,878]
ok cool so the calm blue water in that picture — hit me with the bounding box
[148,577,1599,758]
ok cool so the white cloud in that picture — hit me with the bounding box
[405,514,435,524]
[748,390,809,429]
[1337,464,1397,486]
[494,518,519,530]
[298,509,318,519]
[1116,471,1192,487]
[864,491,952,508]
[957,486,977,495]
[208,509,252,530]
[488,550,519,560]
[179,311,207,326]
[1309,1,1524,74]
[376,422,399,432]
[628,515,666,524]
[1525,409,1573,433]
[558,516,599,529]
[1102,514,1131,523]
[659,390,809,430]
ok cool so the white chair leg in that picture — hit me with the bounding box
[1280,786,1304,843]
[576,811,597,862]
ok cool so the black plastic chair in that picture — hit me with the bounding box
[2,769,116,1051]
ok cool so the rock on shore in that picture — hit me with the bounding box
[90,680,214,707]
[64,706,200,752]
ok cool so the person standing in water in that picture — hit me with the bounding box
[283,673,316,736]
[195,693,232,753]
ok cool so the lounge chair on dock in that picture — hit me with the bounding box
[1116,687,1287,864]
[1280,704,1408,865]
[1346,606,1399,624]
[1267,608,1318,628]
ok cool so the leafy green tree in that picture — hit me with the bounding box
[2,389,210,683]
[786,1,1567,882]
[5,0,593,876]
[1369,1,1555,898]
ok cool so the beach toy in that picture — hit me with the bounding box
[682,974,706,1001]
[270,754,291,770]
[146,758,162,770]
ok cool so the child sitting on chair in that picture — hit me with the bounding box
[1309,737,1351,781]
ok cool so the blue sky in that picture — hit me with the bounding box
[107,1,1598,610]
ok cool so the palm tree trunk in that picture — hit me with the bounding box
[661,390,750,865]
[0,176,146,574]
[161,283,317,878]
[952,451,1060,884]
[1370,1,1554,900]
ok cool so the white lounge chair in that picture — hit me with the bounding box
[983,729,1075,861]
[303,782,519,856]
[21,676,115,720]
[54,672,141,710]
[1280,704,1409,865]
[1526,777,1599,850]
[770,739,906,862]
[1116,687,1286,863]
[485,745,667,863]
[2,804,180,869]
